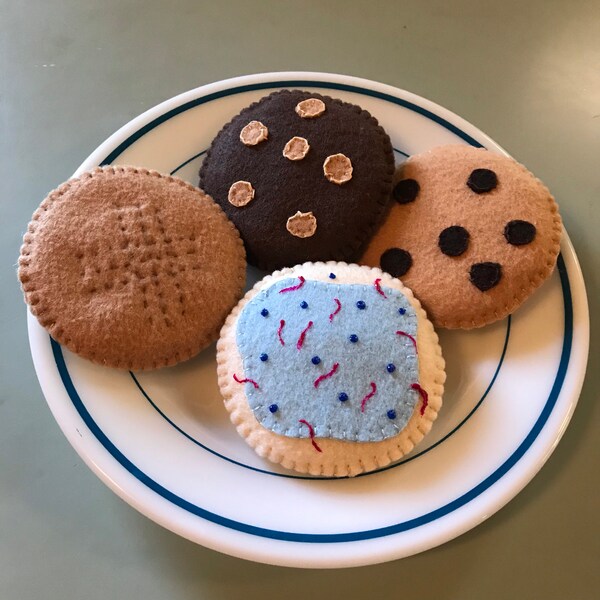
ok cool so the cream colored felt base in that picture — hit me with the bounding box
[217,262,445,477]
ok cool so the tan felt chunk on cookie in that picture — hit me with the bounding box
[19,166,246,370]
[240,120,268,146]
[283,136,310,160]
[295,98,326,118]
[286,211,317,238]
[228,180,255,207]
[361,145,562,329]
[323,153,353,184]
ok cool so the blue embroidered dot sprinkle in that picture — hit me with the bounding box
[387,409,397,420]
[338,392,349,402]
[311,355,321,365]
[349,334,359,343]
[356,300,366,310]
[329,273,336,279]
[269,404,279,414]
[260,353,269,362]
[261,308,269,317]
[386,363,396,373]
[398,307,406,315]
[300,301,308,309]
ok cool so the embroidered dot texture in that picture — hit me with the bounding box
[470,262,502,291]
[356,300,366,310]
[393,179,420,204]
[235,277,420,442]
[269,404,279,413]
[380,248,413,278]
[300,301,308,309]
[260,353,268,362]
[467,168,497,193]
[438,226,470,257]
[504,220,536,245]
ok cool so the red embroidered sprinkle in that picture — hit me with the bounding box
[296,321,313,349]
[360,381,377,412]
[374,278,387,299]
[233,374,259,389]
[299,419,322,453]
[411,383,429,415]
[277,319,286,346]
[329,298,342,322]
[313,362,340,388]
[396,330,418,354]
[279,276,306,293]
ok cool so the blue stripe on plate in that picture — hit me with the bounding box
[50,254,572,542]
[153,141,509,480]
[51,80,573,542]
[100,80,483,166]
[131,316,511,479]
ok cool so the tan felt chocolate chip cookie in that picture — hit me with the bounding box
[361,145,562,329]
[19,166,246,370]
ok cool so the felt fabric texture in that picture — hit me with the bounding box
[199,90,395,271]
[19,166,246,370]
[360,145,562,329]
[217,262,445,478]
[236,278,419,442]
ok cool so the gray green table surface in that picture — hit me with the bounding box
[1,1,598,598]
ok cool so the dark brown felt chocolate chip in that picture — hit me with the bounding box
[392,179,420,204]
[439,226,469,256]
[380,248,412,278]
[467,169,497,194]
[504,220,536,245]
[470,262,502,291]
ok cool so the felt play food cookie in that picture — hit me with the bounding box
[361,145,562,329]
[18,166,246,370]
[199,90,395,271]
[217,262,445,477]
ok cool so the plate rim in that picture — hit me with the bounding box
[28,71,590,567]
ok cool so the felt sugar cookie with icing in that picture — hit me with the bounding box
[361,145,562,329]
[217,263,445,477]
[199,90,395,271]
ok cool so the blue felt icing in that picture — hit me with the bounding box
[235,278,420,442]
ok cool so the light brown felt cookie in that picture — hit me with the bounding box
[217,262,445,477]
[18,166,246,370]
[361,145,562,329]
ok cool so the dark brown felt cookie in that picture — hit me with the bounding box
[361,145,562,329]
[199,90,395,271]
[18,166,246,370]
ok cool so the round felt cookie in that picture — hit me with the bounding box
[361,145,562,329]
[217,262,445,477]
[18,166,246,370]
[199,90,395,271]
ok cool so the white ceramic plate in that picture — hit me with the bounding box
[27,72,589,568]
